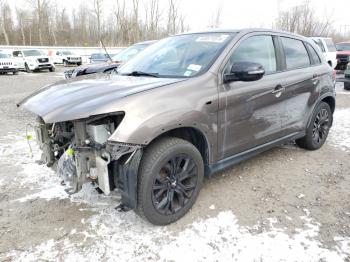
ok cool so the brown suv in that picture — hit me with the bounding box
[19,29,335,225]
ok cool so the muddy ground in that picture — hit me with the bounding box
[0,68,349,261]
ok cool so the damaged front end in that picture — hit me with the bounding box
[34,113,142,209]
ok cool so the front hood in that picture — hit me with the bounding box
[19,73,185,123]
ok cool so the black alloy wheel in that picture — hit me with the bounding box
[312,108,330,146]
[152,153,198,215]
[137,137,204,225]
[296,102,332,150]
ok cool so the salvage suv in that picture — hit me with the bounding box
[19,29,335,225]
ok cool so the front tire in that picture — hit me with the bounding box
[49,67,55,72]
[63,60,69,67]
[13,71,18,75]
[296,102,332,150]
[137,137,204,225]
[25,63,32,73]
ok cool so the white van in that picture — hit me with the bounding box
[12,49,55,73]
[310,37,337,69]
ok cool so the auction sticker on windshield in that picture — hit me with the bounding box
[196,34,229,43]
[187,64,202,72]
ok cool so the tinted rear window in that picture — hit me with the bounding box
[281,37,310,70]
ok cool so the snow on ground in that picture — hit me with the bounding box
[328,108,350,152]
[5,208,350,261]
[1,114,350,261]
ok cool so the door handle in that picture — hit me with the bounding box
[271,85,285,94]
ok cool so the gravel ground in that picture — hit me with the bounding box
[0,68,349,261]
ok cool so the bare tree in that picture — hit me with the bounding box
[92,0,104,42]
[0,0,11,45]
[167,0,185,35]
[208,6,222,29]
[275,0,334,36]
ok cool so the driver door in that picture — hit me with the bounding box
[217,34,288,159]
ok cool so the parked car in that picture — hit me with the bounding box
[310,37,337,68]
[65,40,156,79]
[18,29,335,225]
[335,42,350,70]
[12,49,55,73]
[53,50,82,66]
[0,51,19,75]
[344,64,350,90]
[89,53,110,63]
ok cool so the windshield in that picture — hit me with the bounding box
[62,51,73,55]
[336,43,350,51]
[118,33,235,78]
[0,53,10,58]
[112,44,148,62]
[23,50,46,56]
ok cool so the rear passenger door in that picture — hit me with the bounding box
[277,36,321,136]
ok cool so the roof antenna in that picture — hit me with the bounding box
[100,39,112,62]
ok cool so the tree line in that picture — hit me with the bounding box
[0,0,188,46]
[0,0,348,47]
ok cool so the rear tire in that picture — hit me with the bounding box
[137,137,204,225]
[296,102,332,150]
[77,62,82,66]
[63,60,68,67]
[13,71,18,75]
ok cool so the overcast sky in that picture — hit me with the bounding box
[11,0,350,33]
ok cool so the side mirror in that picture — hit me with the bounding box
[224,62,265,83]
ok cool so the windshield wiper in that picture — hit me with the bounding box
[124,71,159,78]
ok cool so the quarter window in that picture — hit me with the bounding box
[281,37,310,69]
[225,35,277,74]
[306,43,321,65]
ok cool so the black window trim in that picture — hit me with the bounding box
[278,36,312,72]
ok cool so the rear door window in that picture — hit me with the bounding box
[281,37,310,70]
[225,35,277,74]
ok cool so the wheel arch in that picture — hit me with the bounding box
[321,95,335,113]
[147,126,210,165]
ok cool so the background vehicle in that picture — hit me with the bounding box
[344,64,350,90]
[19,29,335,225]
[335,42,350,70]
[65,40,155,79]
[310,37,337,68]
[53,50,82,66]
[89,53,110,63]
[12,49,55,73]
[0,51,19,75]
